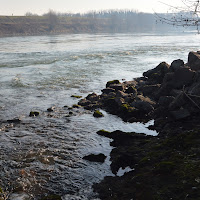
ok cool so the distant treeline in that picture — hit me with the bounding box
[0,10,192,37]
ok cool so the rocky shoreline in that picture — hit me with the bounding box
[79,51,200,200]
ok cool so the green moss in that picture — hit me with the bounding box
[29,111,40,117]
[93,110,104,118]
[72,104,81,108]
[121,104,129,111]
[71,95,82,98]
[106,80,120,88]
[155,161,176,173]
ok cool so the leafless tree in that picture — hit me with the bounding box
[155,0,200,32]
[45,10,58,31]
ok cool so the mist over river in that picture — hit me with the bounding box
[0,32,199,199]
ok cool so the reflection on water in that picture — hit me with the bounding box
[0,32,199,199]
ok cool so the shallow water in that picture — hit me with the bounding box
[0,32,199,199]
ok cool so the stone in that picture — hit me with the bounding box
[188,51,200,71]
[158,96,175,107]
[143,62,170,81]
[7,118,21,124]
[101,88,115,94]
[83,153,106,163]
[170,108,191,120]
[71,95,82,98]
[116,91,129,98]
[106,80,120,88]
[47,107,55,112]
[86,93,99,102]
[93,110,104,118]
[138,84,161,97]
[125,86,137,94]
[109,84,124,91]
[170,59,184,72]
[114,97,125,106]
[78,99,91,106]
[169,67,196,89]
[29,111,39,117]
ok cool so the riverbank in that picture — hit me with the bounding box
[78,51,200,199]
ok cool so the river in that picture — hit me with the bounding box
[0,32,199,199]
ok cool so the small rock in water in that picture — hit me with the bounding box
[83,153,106,163]
[7,118,21,124]
[93,110,104,118]
[71,95,82,99]
[29,111,40,117]
[47,107,55,112]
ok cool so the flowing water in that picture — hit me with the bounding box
[0,32,199,199]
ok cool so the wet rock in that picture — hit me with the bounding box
[71,95,82,98]
[116,90,129,98]
[170,108,191,120]
[188,51,200,71]
[106,80,120,88]
[93,110,104,118]
[138,84,161,97]
[78,99,91,106]
[168,67,196,89]
[143,62,170,83]
[169,92,187,110]
[83,153,106,163]
[86,92,99,102]
[29,111,40,117]
[170,59,184,72]
[131,100,154,113]
[72,104,81,108]
[7,118,21,124]
[101,88,115,94]
[114,97,125,106]
[109,84,124,91]
[125,86,137,94]
[158,96,175,107]
[84,103,100,110]
[47,107,55,112]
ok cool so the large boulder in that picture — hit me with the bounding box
[168,67,195,89]
[170,59,184,72]
[143,62,170,84]
[188,51,200,71]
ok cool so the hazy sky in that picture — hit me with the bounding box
[0,0,184,16]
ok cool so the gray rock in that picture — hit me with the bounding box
[143,62,170,80]
[170,59,184,72]
[78,99,91,106]
[102,88,115,94]
[86,93,99,102]
[115,97,125,106]
[158,96,175,107]
[188,51,200,71]
[116,90,129,98]
[109,84,124,91]
[170,108,190,120]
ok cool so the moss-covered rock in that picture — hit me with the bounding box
[29,111,40,117]
[71,95,82,98]
[106,80,120,88]
[93,110,104,118]
[72,104,81,108]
